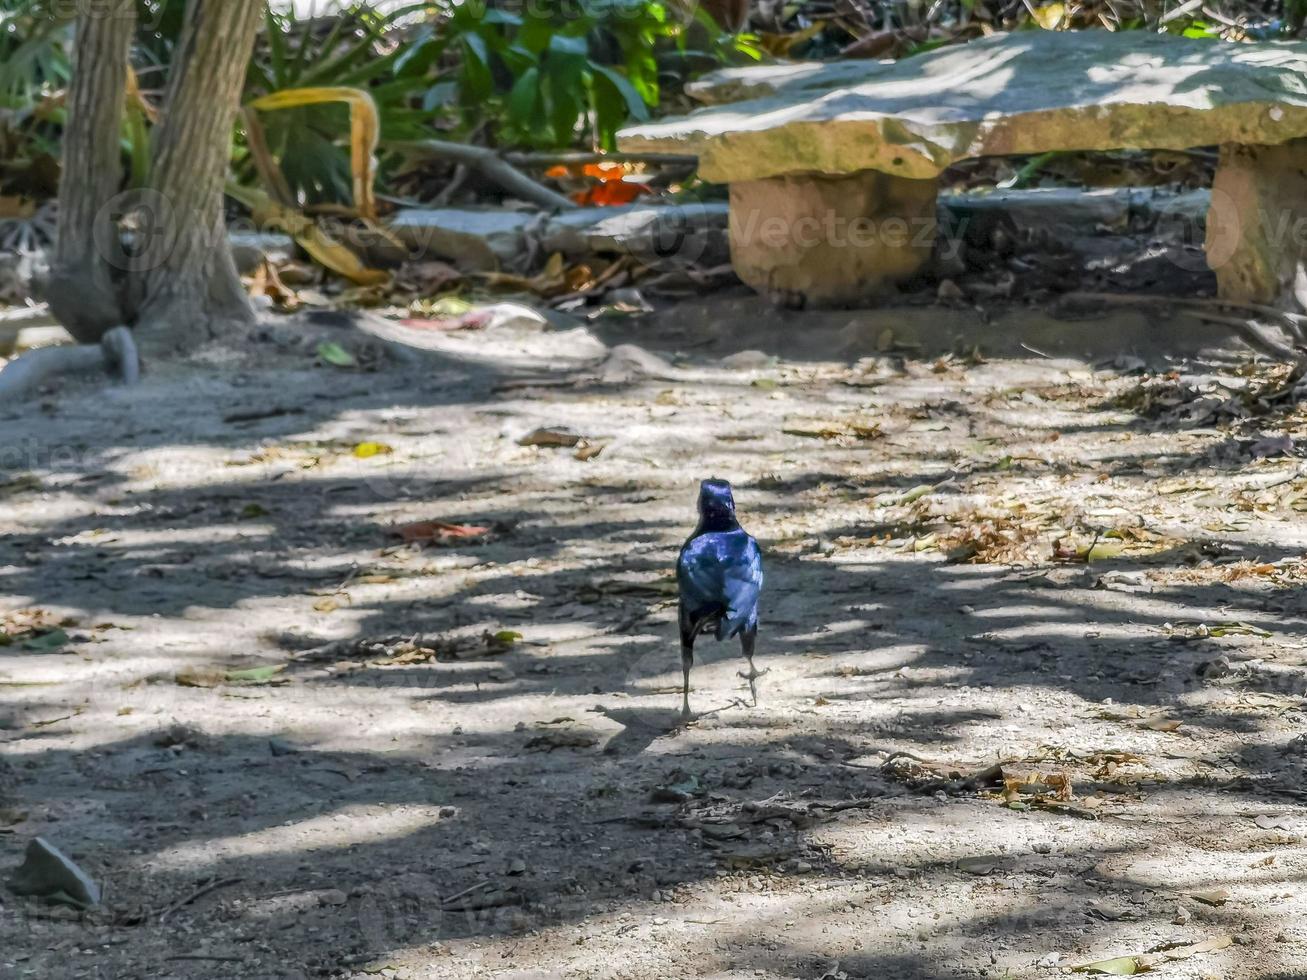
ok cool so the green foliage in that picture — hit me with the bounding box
[0,2,71,107]
[398,0,657,150]
[0,1,72,194]
[242,3,434,207]
[1,0,749,205]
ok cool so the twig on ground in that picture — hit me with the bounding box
[503,150,699,167]
[385,139,577,212]
[441,880,493,906]
[158,876,244,923]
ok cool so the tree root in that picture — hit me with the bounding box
[0,324,140,400]
[1057,291,1307,363]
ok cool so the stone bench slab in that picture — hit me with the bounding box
[619,31,1307,309]
[621,31,1307,183]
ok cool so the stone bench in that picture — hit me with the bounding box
[618,30,1307,307]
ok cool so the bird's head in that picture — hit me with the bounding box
[697,479,738,531]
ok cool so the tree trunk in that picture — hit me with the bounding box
[41,0,264,356]
[134,0,265,353]
[46,0,135,343]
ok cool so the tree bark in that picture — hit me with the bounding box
[134,0,265,353]
[46,0,135,343]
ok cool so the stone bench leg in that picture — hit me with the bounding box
[728,170,938,307]
[1208,139,1307,308]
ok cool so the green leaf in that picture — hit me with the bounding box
[459,33,494,101]
[508,67,541,130]
[493,630,523,644]
[591,64,650,122]
[548,34,590,56]
[542,54,587,145]
[265,7,288,90]
[482,8,525,26]
[316,342,357,368]
[393,25,439,75]
[1208,621,1271,638]
[225,665,287,685]
[1072,956,1141,976]
[21,629,69,651]
[1084,540,1124,562]
[501,43,538,75]
[422,81,459,112]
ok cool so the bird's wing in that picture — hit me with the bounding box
[677,536,728,613]
[720,535,763,633]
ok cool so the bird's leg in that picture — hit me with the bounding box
[737,627,767,706]
[680,639,695,721]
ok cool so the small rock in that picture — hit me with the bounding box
[936,278,965,302]
[507,858,527,876]
[1254,813,1291,831]
[1110,354,1147,374]
[1188,887,1231,906]
[153,723,199,749]
[720,350,777,370]
[518,427,583,448]
[319,888,348,907]
[268,738,299,757]
[439,806,457,818]
[1199,656,1233,679]
[7,838,101,908]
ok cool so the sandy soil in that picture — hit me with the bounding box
[3,302,1307,980]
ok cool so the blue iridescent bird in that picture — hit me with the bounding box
[676,479,765,719]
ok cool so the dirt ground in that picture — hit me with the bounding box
[3,298,1307,980]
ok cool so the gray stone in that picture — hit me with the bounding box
[622,31,1307,183]
[542,203,730,267]
[7,838,101,909]
[387,209,534,271]
[228,231,296,274]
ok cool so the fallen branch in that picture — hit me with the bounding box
[0,324,141,400]
[503,150,699,168]
[385,139,577,212]
[1192,312,1302,363]
[158,876,243,923]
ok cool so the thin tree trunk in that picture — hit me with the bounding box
[46,0,135,343]
[134,0,265,352]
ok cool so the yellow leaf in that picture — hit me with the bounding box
[353,442,394,459]
[226,183,390,286]
[1032,2,1065,29]
[247,87,379,219]
[758,21,825,57]
[1071,955,1140,975]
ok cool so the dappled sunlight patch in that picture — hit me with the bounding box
[144,804,451,872]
